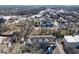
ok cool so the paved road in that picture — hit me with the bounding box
[56,42,65,54]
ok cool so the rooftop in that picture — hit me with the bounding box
[64,35,79,43]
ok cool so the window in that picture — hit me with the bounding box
[76,46,79,49]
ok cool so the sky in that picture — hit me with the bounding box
[0,0,79,5]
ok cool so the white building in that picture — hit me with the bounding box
[0,37,6,44]
[64,36,79,48]
[64,35,79,53]
[31,14,42,18]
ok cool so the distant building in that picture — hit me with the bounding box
[9,16,19,20]
[40,20,53,28]
[31,14,42,18]
[0,16,6,23]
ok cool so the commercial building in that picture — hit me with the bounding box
[64,35,79,53]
